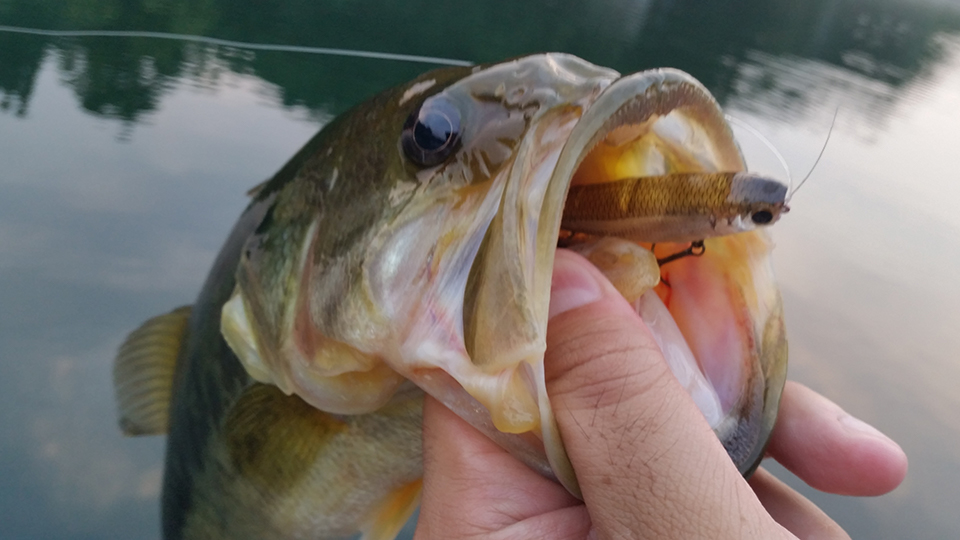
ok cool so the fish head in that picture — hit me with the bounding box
[221,54,787,497]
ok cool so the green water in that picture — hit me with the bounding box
[2,0,959,538]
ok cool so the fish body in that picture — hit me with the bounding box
[113,54,788,539]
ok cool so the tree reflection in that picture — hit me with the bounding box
[0,33,43,116]
[0,0,958,125]
[54,39,181,123]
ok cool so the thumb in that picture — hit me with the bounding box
[544,249,789,540]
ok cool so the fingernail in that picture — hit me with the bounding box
[549,251,603,319]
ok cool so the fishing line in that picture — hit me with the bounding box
[725,114,793,187]
[789,107,839,199]
[0,25,475,66]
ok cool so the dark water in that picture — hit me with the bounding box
[1,0,959,538]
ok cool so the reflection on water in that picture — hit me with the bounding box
[3,0,960,124]
[752,39,960,537]
[0,57,321,538]
[1,0,959,538]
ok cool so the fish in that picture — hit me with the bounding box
[112,53,787,540]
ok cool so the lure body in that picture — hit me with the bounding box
[562,172,789,243]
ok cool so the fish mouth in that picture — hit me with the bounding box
[455,65,787,496]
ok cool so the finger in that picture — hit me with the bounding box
[750,467,850,540]
[544,249,789,540]
[416,395,586,539]
[767,381,908,496]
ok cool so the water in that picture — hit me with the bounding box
[1,0,959,538]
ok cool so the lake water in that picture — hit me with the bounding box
[2,0,959,538]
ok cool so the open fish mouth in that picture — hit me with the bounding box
[221,54,787,499]
[450,61,787,495]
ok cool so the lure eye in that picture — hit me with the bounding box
[402,96,461,167]
[751,210,774,225]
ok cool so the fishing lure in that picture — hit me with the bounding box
[561,171,790,244]
[561,110,837,264]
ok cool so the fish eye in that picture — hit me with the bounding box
[751,210,774,225]
[401,96,461,167]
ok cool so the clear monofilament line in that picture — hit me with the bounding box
[789,107,840,200]
[0,25,474,66]
[726,114,792,188]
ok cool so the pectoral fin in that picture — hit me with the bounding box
[360,479,422,540]
[112,306,191,435]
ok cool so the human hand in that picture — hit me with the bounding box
[415,249,907,540]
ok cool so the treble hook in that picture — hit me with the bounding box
[656,240,706,267]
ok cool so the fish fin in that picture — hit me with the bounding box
[112,306,191,436]
[246,179,269,197]
[359,479,422,540]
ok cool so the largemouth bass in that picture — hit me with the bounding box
[113,54,788,540]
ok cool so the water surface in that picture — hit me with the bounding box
[2,0,959,538]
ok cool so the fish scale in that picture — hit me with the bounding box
[564,173,736,220]
[561,171,788,243]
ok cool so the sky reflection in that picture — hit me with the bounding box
[730,37,960,539]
